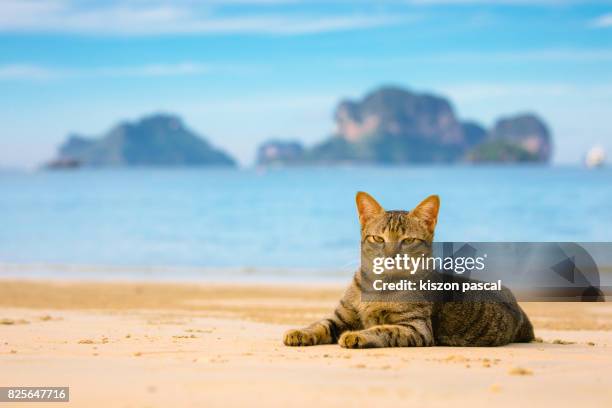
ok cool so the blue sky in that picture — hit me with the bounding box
[1,0,612,168]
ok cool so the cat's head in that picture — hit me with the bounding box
[356,191,439,260]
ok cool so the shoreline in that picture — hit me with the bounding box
[1,278,612,329]
[0,263,356,285]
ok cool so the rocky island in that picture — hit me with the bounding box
[46,114,236,168]
[257,86,552,165]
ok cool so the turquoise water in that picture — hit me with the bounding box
[0,166,611,281]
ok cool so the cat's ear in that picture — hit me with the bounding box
[356,192,384,227]
[411,195,440,232]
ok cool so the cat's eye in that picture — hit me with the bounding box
[401,237,423,245]
[367,235,385,244]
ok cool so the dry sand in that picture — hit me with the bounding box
[1,279,611,407]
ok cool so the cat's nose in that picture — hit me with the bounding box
[383,242,401,257]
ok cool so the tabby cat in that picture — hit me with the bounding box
[283,192,534,348]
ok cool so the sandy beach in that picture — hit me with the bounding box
[1,279,611,407]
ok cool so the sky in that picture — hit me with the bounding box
[1,0,612,168]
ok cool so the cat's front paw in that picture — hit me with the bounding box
[338,331,371,349]
[283,329,317,346]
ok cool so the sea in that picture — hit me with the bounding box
[1,166,611,282]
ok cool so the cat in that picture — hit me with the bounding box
[283,192,534,348]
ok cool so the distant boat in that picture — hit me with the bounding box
[585,146,606,168]
[43,157,82,170]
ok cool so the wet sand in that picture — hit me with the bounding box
[1,279,611,407]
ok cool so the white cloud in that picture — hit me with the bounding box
[437,49,612,62]
[333,48,612,70]
[0,64,56,80]
[0,0,407,35]
[438,82,575,103]
[4,46,611,81]
[590,13,612,28]
[429,81,612,115]
[0,62,213,80]
[409,0,606,4]
[95,62,212,77]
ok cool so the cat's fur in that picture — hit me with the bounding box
[283,192,534,348]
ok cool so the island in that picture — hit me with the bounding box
[45,113,236,168]
[256,86,552,165]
